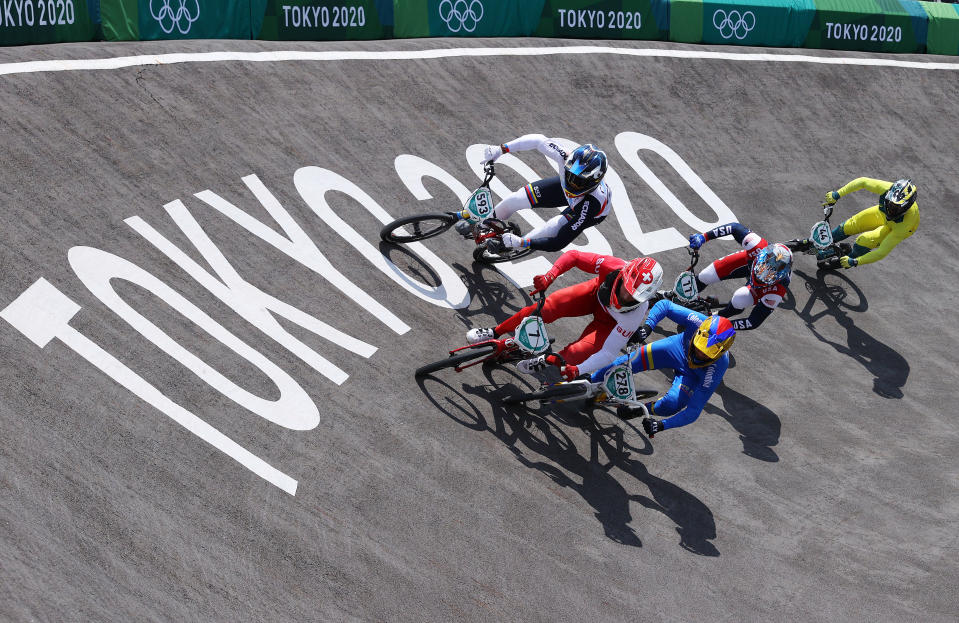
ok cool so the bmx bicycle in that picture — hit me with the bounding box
[500,345,658,421]
[786,204,852,270]
[414,294,551,377]
[380,162,534,264]
[660,247,727,315]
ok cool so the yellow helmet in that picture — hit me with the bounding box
[688,316,736,369]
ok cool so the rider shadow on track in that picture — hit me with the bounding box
[704,384,781,463]
[631,331,781,463]
[790,268,909,399]
[450,262,529,326]
[415,366,719,555]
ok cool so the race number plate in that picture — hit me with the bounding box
[515,316,550,355]
[810,221,833,250]
[603,364,635,401]
[672,271,699,303]
[464,187,494,221]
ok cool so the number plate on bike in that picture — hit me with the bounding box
[515,316,550,355]
[464,187,494,221]
[603,365,635,401]
[672,270,699,303]
[810,221,833,250]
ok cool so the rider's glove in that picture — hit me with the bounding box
[531,271,557,295]
[482,144,504,164]
[629,324,652,345]
[688,233,707,250]
[642,417,664,438]
[561,365,580,381]
[500,232,528,249]
[822,190,840,206]
[840,256,858,269]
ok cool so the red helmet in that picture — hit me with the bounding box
[610,257,664,312]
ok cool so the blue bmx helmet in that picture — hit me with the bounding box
[752,243,793,285]
[562,144,608,198]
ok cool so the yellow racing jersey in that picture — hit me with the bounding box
[835,177,919,266]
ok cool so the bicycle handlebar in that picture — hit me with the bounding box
[685,247,700,272]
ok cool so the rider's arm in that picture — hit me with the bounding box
[526,203,593,252]
[645,300,708,331]
[658,356,728,429]
[542,249,623,280]
[659,381,717,430]
[501,134,569,167]
[699,222,751,245]
[722,301,774,331]
[835,177,893,198]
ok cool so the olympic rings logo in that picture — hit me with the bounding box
[150,0,201,35]
[712,9,756,40]
[439,0,484,33]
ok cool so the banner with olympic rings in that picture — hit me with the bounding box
[393,0,545,37]
[101,0,260,41]
[670,0,817,47]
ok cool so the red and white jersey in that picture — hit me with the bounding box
[709,232,787,309]
[544,250,652,374]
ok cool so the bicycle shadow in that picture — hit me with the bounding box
[791,268,909,399]
[451,262,529,326]
[415,366,719,555]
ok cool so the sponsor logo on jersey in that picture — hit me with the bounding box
[570,206,589,231]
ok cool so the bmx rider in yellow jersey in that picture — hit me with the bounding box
[789,178,919,269]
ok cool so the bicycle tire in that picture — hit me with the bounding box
[472,244,534,264]
[381,213,457,244]
[414,343,498,377]
[502,383,589,405]
[635,389,658,400]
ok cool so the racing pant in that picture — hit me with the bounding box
[494,280,615,365]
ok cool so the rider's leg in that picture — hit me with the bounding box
[696,251,749,290]
[491,175,565,221]
[847,226,886,258]
[717,286,751,318]
[831,205,885,242]
[523,214,566,241]
[555,317,617,366]
[493,280,596,337]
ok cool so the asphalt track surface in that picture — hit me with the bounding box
[1,38,958,622]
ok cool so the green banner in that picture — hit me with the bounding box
[921,0,959,56]
[102,0,258,41]
[804,0,928,53]
[533,0,668,40]
[258,0,392,39]
[671,0,816,46]
[393,0,544,37]
[0,0,98,45]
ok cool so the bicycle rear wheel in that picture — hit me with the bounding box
[502,383,589,405]
[472,244,534,264]
[415,343,498,377]
[381,213,457,244]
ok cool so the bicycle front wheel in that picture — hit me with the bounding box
[502,383,589,405]
[381,213,457,244]
[415,343,498,377]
